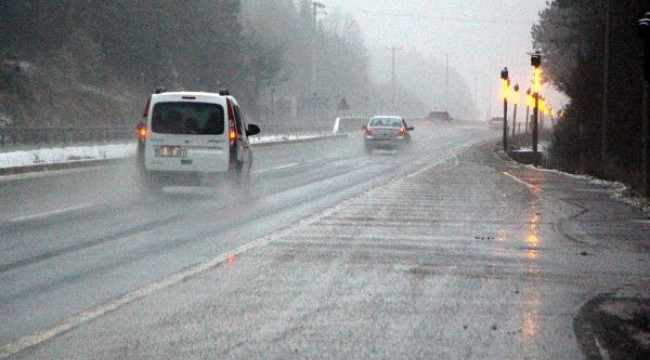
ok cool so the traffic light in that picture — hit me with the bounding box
[531,53,542,94]
[531,52,541,68]
[501,67,509,80]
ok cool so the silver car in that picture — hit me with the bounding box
[363,116,414,154]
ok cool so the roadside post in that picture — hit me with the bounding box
[512,84,519,139]
[501,67,509,152]
[638,13,650,197]
[531,52,542,165]
[525,89,531,134]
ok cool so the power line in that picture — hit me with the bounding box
[349,9,534,25]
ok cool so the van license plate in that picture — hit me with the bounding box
[155,146,187,158]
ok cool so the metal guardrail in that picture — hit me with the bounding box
[0,127,134,147]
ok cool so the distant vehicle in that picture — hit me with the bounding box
[427,111,452,123]
[363,115,414,154]
[489,117,503,129]
[332,116,368,135]
[136,90,260,189]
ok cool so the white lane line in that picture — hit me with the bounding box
[501,171,539,191]
[9,204,93,222]
[0,235,272,359]
[252,162,300,175]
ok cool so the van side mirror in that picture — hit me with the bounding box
[246,123,261,136]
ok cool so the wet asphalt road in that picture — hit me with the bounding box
[1,121,649,359]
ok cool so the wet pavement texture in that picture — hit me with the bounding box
[11,142,650,360]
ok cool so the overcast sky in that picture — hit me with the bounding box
[324,0,565,118]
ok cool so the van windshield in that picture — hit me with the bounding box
[151,102,225,135]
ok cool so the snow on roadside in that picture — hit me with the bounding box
[0,143,137,169]
[248,133,324,144]
[0,133,330,170]
[523,163,649,213]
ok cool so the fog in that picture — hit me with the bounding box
[324,0,566,119]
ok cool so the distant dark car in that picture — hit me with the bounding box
[363,116,414,154]
[427,111,451,122]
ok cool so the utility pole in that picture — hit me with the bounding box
[601,0,611,161]
[311,1,326,103]
[474,72,479,121]
[445,53,449,113]
[638,13,650,197]
[391,46,402,113]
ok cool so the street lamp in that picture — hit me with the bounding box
[638,12,650,196]
[537,95,546,136]
[501,67,509,151]
[512,84,519,138]
[531,52,542,164]
[525,88,532,134]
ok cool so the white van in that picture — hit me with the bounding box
[136,90,260,188]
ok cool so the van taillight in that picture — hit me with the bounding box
[137,122,147,140]
[365,126,372,135]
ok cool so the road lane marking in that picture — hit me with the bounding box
[406,146,463,179]
[501,171,539,191]
[252,162,300,174]
[9,204,93,223]
[0,236,272,359]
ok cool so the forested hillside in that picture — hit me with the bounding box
[0,0,429,132]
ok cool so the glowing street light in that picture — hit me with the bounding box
[531,51,542,164]
[512,84,519,137]
[525,88,532,133]
[501,67,509,151]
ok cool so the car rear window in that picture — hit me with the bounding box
[151,102,225,135]
[370,118,402,127]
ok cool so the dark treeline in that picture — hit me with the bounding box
[0,0,427,131]
[533,0,649,190]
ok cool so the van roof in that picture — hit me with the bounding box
[151,91,236,104]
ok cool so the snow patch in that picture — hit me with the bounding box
[0,133,328,170]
